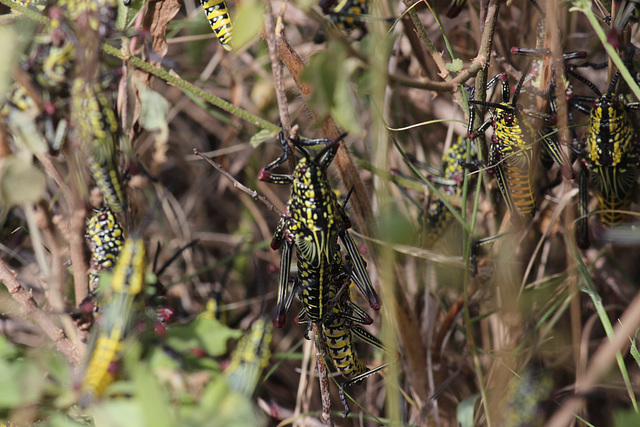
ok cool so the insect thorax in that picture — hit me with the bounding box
[493,108,535,152]
[586,97,635,168]
[290,161,340,234]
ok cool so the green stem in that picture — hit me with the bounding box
[103,44,279,131]
[570,239,639,412]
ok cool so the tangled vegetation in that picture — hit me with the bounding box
[1,0,640,425]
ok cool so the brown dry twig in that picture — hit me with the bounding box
[313,323,334,427]
[193,149,282,216]
[63,146,89,306]
[0,258,80,365]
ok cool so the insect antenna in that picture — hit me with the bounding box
[566,67,603,97]
[511,61,533,107]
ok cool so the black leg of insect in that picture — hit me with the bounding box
[79,234,148,406]
[565,58,640,249]
[200,0,233,51]
[292,259,375,340]
[258,131,379,328]
[467,62,573,225]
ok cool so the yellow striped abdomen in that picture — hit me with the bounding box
[502,159,536,216]
[323,316,367,381]
[81,326,123,400]
[201,0,233,51]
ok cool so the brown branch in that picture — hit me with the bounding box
[276,38,373,233]
[313,323,334,426]
[0,258,80,365]
[63,145,89,306]
[34,201,84,350]
[35,154,73,202]
[262,4,296,174]
[263,1,292,155]
[193,149,282,216]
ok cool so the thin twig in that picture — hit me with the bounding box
[0,258,80,365]
[275,34,373,235]
[193,149,282,216]
[35,154,73,202]
[262,3,296,173]
[313,323,334,427]
[263,1,292,141]
[33,201,83,350]
[63,145,89,306]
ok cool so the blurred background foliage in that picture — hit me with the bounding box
[1,0,640,425]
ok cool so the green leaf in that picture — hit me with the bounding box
[0,335,15,359]
[630,331,640,370]
[0,26,18,96]
[44,413,93,427]
[117,0,145,30]
[91,399,146,427]
[233,0,264,50]
[0,358,42,407]
[331,64,362,136]
[136,81,170,136]
[135,80,170,163]
[164,317,242,357]
[301,44,345,123]
[188,379,262,427]
[131,361,175,427]
[614,409,640,427]
[456,393,480,427]
[0,155,47,206]
[446,58,464,72]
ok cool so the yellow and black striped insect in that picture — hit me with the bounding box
[567,63,640,248]
[56,0,119,39]
[71,79,127,215]
[319,273,386,416]
[258,131,379,328]
[390,136,478,246]
[200,0,233,51]
[9,0,46,9]
[224,317,273,398]
[315,0,369,43]
[467,66,572,222]
[327,0,368,34]
[79,235,147,405]
[85,206,125,293]
[417,136,479,247]
[1,22,75,152]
